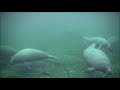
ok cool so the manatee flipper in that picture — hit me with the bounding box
[107,45,113,52]
[48,55,60,60]
[23,62,32,70]
[98,44,102,49]
[62,64,71,78]
[85,67,96,73]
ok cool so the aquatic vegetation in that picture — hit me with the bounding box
[1,69,21,78]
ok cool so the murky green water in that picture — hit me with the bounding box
[0,12,120,78]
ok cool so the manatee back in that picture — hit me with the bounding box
[0,46,17,59]
[94,37,109,47]
[83,48,111,70]
[10,48,50,64]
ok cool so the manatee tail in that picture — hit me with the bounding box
[7,61,12,66]
[80,35,88,41]
[80,35,90,47]
[89,43,96,48]
[48,55,60,60]
[7,57,14,66]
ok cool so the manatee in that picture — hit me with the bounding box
[8,48,62,69]
[8,48,58,69]
[8,48,71,77]
[9,48,58,64]
[0,46,17,63]
[0,46,17,59]
[80,36,112,52]
[83,43,112,75]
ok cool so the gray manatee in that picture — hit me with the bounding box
[8,48,71,77]
[0,46,17,59]
[9,48,58,64]
[9,48,58,69]
[83,43,112,75]
[80,36,112,52]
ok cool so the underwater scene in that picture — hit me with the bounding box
[0,12,120,78]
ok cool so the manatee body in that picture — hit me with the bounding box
[9,48,67,72]
[80,36,112,51]
[9,48,57,65]
[83,43,112,74]
[0,46,17,60]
